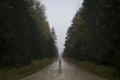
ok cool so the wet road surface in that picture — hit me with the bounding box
[20,58,106,80]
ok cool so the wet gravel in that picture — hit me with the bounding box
[19,58,106,80]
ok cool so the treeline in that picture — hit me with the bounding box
[64,0,120,70]
[0,0,58,68]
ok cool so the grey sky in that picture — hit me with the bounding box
[41,0,83,54]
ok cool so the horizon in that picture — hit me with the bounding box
[41,0,83,54]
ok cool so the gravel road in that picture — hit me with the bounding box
[19,58,106,80]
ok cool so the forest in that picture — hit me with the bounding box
[0,0,58,68]
[0,0,120,80]
[64,0,120,73]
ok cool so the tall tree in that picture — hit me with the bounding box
[64,0,120,70]
[0,0,58,68]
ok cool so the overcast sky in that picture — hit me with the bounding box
[41,0,83,54]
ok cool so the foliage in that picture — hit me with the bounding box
[64,0,120,74]
[0,58,53,80]
[65,58,120,80]
[0,0,58,68]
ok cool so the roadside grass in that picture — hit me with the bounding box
[0,58,54,80]
[64,58,120,80]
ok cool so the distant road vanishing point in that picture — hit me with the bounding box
[20,58,106,80]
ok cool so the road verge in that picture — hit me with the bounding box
[0,58,56,80]
[63,57,120,80]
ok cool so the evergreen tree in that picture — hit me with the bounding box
[0,0,57,68]
[64,0,120,70]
